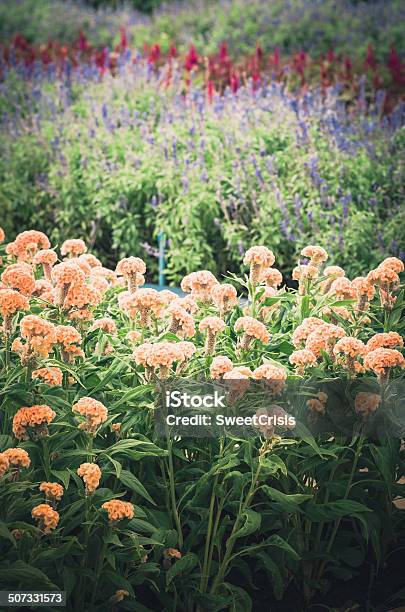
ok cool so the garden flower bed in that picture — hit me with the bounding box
[0,227,404,609]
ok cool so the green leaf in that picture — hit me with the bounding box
[232,509,261,540]
[261,486,312,512]
[118,470,156,506]
[166,552,199,586]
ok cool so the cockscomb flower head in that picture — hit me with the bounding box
[300,245,328,266]
[102,499,134,522]
[234,316,270,349]
[253,363,287,395]
[261,267,283,288]
[289,349,317,374]
[364,348,405,383]
[199,316,226,355]
[243,246,275,284]
[32,367,63,386]
[210,356,233,379]
[12,405,56,441]
[31,504,59,533]
[292,317,325,347]
[13,230,50,262]
[1,263,35,296]
[116,257,146,293]
[20,315,56,358]
[39,482,64,502]
[77,462,101,495]
[211,283,238,313]
[166,303,195,338]
[354,392,381,419]
[3,447,31,468]
[366,332,403,353]
[90,318,117,334]
[72,397,108,435]
[61,239,87,257]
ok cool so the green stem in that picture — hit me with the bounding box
[166,436,183,549]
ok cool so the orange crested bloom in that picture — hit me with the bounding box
[261,268,283,288]
[378,257,404,274]
[243,246,275,284]
[72,397,108,435]
[12,405,56,441]
[164,548,182,559]
[321,265,345,292]
[210,355,233,379]
[61,239,87,257]
[289,348,317,374]
[367,264,400,311]
[132,342,154,367]
[119,288,165,325]
[55,325,83,362]
[13,230,50,262]
[292,317,328,347]
[181,270,218,302]
[253,363,287,395]
[329,277,357,300]
[39,482,64,502]
[89,275,110,294]
[0,289,29,335]
[101,499,134,522]
[234,316,270,350]
[333,336,366,377]
[64,282,101,310]
[300,245,328,266]
[223,367,252,399]
[177,341,196,361]
[166,303,195,339]
[364,348,405,383]
[145,342,185,378]
[31,503,59,533]
[1,263,35,296]
[172,295,198,314]
[292,264,319,295]
[257,286,280,321]
[33,249,58,282]
[79,253,102,268]
[305,323,345,359]
[3,447,31,468]
[0,227,5,243]
[32,367,63,386]
[0,452,9,477]
[126,330,142,344]
[52,261,86,305]
[33,279,53,298]
[20,315,56,359]
[354,392,381,419]
[366,332,403,353]
[116,257,146,293]
[211,283,238,313]
[77,462,101,494]
[199,316,226,355]
[90,318,117,334]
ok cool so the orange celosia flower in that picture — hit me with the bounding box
[12,405,56,441]
[354,392,381,419]
[13,231,50,262]
[89,275,110,294]
[0,452,9,477]
[1,263,35,296]
[378,257,404,274]
[253,363,287,395]
[289,348,317,374]
[146,342,185,378]
[210,356,234,379]
[364,348,405,383]
[333,336,366,377]
[119,289,165,325]
[172,295,199,314]
[181,270,218,302]
[0,289,29,335]
[55,325,83,362]
[366,332,403,353]
[211,283,238,313]
[32,367,63,386]
[199,316,226,355]
[367,264,400,311]
[133,342,154,367]
[20,314,56,358]
[126,330,142,344]
[3,447,30,468]
[61,239,87,257]
[64,282,101,311]
[292,317,325,347]
[79,254,102,268]
[39,482,64,502]
[31,503,59,533]
[90,318,117,334]
[321,265,345,292]
[102,499,134,522]
[177,341,196,360]
[301,245,328,266]
[234,316,270,350]
[116,257,146,293]
[292,264,319,295]
[72,397,108,435]
[261,268,283,288]
[0,227,5,243]
[52,261,86,306]
[77,462,101,494]
[243,246,275,284]
[164,548,182,559]
[166,303,195,338]
[33,279,53,297]
[33,249,58,282]
[329,277,357,300]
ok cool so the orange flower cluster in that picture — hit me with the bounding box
[307,391,328,418]
[116,257,146,293]
[181,270,218,302]
[166,303,195,338]
[234,316,270,350]
[364,348,405,383]
[243,246,275,285]
[39,481,64,502]
[9,230,50,263]
[119,288,165,325]
[72,397,108,435]
[211,283,238,314]
[12,405,56,441]
[301,245,328,266]
[354,392,381,419]
[199,316,226,355]
[19,315,56,359]
[55,325,84,362]
[367,257,403,311]
[77,462,101,494]
[289,348,317,375]
[253,363,287,395]
[0,289,29,334]
[32,367,63,386]
[101,499,134,522]
[90,318,117,334]
[210,355,234,379]
[0,452,9,477]
[61,239,87,257]
[333,336,366,376]
[3,447,31,468]
[366,332,403,353]
[1,263,35,296]
[31,503,59,533]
